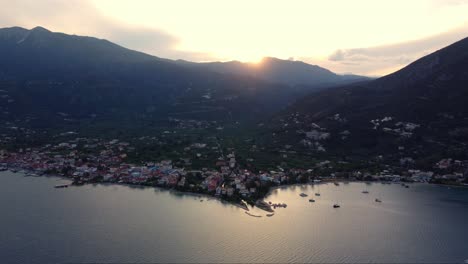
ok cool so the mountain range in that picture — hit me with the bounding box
[1,26,467,165]
[269,36,468,164]
[0,26,366,128]
[177,57,369,86]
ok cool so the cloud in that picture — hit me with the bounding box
[307,25,468,76]
[0,0,215,61]
[328,49,345,61]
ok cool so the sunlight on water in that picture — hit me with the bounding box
[1,171,467,263]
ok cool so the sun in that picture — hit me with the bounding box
[243,56,264,67]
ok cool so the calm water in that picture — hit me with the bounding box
[1,171,468,264]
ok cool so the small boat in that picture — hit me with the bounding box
[375,198,382,203]
[299,193,308,197]
[333,204,340,208]
[54,184,68,188]
[309,199,315,202]
[315,193,321,196]
[362,190,369,194]
[200,199,204,202]
[313,179,321,183]
[266,213,274,217]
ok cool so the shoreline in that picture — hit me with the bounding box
[2,168,467,213]
[1,169,251,211]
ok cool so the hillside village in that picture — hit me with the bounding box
[1,130,467,207]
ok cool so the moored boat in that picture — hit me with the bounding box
[315,185,321,196]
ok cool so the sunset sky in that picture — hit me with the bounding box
[1,0,468,76]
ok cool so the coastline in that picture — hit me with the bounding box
[1,169,251,211]
[3,167,467,214]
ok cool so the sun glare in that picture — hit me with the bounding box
[249,57,264,65]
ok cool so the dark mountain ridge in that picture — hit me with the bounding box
[269,36,468,163]
[290,36,468,120]
[0,26,292,125]
[178,56,370,87]
[0,26,368,129]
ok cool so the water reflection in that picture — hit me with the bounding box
[1,171,468,264]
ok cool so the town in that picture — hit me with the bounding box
[1,134,468,210]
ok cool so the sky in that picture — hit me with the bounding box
[1,0,468,76]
